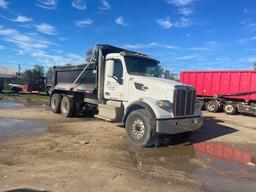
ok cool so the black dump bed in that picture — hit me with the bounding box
[52,63,96,93]
[50,44,150,95]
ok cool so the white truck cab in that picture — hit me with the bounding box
[50,44,203,147]
[98,52,202,146]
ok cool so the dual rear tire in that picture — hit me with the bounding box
[60,96,75,117]
[50,93,75,117]
[50,93,62,113]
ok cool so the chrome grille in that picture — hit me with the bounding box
[173,86,196,117]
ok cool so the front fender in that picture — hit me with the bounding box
[124,97,172,122]
[141,97,172,119]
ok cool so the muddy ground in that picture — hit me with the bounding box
[0,97,256,192]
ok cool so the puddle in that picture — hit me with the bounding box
[112,138,256,192]
[193,142,255,166]
[0,101,25,108]
[0,100,47,109]
[0,118,48,141]
[193,142,256,192]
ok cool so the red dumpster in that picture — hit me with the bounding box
[180,70,256,115]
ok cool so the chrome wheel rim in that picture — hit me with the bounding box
[225,105,233,113]
[208,103,216,111]
[131,119,145,139]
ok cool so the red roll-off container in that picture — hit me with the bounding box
[180,70,256,101]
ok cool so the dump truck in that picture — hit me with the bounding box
[180,70,256,116]
[49,44,203,146]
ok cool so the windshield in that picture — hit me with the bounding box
[125,56,161,77]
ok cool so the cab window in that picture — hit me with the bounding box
[113,59,123,78]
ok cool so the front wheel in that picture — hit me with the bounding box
[125,109,156,147]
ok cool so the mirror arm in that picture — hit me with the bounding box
[112,75,123,84]
[112,75,119,82]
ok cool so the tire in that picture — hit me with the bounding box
[224,104,237,115]
[50,93,62,113]
[73,101,83,117]
[125,109,156,147]
[60,96,75,117]
[205,100,220,113]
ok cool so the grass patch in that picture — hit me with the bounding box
[0,92,49,101]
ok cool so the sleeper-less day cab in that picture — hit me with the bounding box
[49,44,203,146]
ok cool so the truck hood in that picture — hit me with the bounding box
[130,75,190,101]
[131,75,185,88]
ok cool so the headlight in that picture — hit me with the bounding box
[157,100,172,110]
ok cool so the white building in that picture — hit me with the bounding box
[0,66,18,90]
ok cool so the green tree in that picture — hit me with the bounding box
[22,65,45,83]
[169,73,179,81]
[254,61,256,70]
[159,66,165,77]
[46,67,53,78]
[164,69,179,81]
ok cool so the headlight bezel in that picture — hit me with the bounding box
[157,100,172,110]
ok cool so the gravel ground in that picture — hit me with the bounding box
[0,98,256,192]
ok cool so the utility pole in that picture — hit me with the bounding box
[17,64,21,75]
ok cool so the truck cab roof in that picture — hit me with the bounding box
[98,44,159,63]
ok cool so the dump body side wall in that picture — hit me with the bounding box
[180,71,256,101]
[52,64,97,93]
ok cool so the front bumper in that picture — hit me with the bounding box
[156,116,203,134]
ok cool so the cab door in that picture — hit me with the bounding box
[104,59,125,101]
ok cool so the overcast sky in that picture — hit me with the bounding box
[0,0,256,73]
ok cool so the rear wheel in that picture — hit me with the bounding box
[205,100,220,113]
[61,96,75,117]
[224,104,237,115]
[125,109,156,147]
[50,93,62,113]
